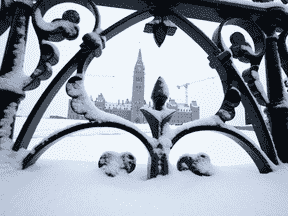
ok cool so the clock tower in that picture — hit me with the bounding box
[131,49,145,123]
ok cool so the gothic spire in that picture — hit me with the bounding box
[135,49,145,72]
[138,49,142,62]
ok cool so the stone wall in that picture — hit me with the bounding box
[104,108,132,121]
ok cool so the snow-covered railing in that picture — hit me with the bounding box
[1,0,288,178]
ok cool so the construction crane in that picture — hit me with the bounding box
[177,83,190,105]
[177,76,217,105]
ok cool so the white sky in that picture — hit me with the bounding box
[1,0,286,123]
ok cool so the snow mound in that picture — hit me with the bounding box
[0,138,30,170]
[98,151,136,177]
[177,152,215,176]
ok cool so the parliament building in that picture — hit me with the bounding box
[67,49,200,124]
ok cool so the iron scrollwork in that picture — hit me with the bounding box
[166,9,278,165]
[0,0,286,178]
[209,16,279,165]
[0,0,79,143]
[212,18,269,106]
[144,15,177,47]
[11,0,100,151]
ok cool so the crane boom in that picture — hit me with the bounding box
[177,76,217,105]
[177,83,190,105]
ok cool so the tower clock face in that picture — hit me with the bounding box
[136,77,142,82]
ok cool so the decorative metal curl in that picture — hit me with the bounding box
[13,7,153,152]
[169,116,276,174]
[144,16,177,47]
[213,19,269,106]
[212,18,266,66]
[21,3,83,91]
[12,0,105,151]
[11,3,281,176]
[32,7,80,42]
[23,41,60,91]
[167,10,278,165]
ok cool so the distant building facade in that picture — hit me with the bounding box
[50,115,67,119]
[166,99,200,124]
[67,49,200,124]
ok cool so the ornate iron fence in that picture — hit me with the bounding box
[1,0,288,179]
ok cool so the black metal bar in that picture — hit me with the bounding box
[22,121,153,169]
[12,51,84,151]
[167,9,278,165]
[265,35,288,163]
[12,8,153,151]
[0,2,32,76]
[171,123,274,173]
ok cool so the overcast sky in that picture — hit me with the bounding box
[1,1,285,125]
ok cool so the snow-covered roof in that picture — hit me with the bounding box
[105,102,131,106]
[96,93,105,101]
[191,101,198,107]
[167,99,177,106]
[177,103,190,110]
[105,103,132,110]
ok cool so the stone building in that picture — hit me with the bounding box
[166,98,199,124]
[131,49,145,123]
[67,49,200,124]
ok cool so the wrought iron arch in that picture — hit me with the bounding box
[4,1,282,178]
[12,5,153,151]
[22,121,153,169]
[166,9,278,165]
[170,123,275,174]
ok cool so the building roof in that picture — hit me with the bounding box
[167,99,177,108]
[191,101,198,107]
[105,103,132,110]
[178,103,189,108]
[134,49,145,73]
[96,93,105,101]
[138,49,142,62]
[166,98,199,111]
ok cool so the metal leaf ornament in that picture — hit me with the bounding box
[144,16,177,47]
[153,22,168,47]
[32,8,80,42]
[141,77,176,138]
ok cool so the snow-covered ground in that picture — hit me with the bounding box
[12,117,260,166]
[1,117,288,216]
